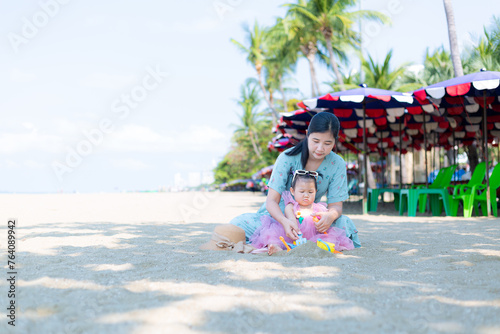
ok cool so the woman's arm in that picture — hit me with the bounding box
[316,154,348,233]
[266,188,300,240]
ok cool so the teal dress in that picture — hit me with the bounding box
[230,148,360,248]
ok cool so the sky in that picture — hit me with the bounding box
[0,0,497,193]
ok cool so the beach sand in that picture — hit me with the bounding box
[1,192,499,334]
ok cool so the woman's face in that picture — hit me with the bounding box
[307,131,335,161]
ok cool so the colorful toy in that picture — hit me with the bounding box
[295,233,307,245]
[311,215,327,234]
[280,233,308,252]
[279,236,291,252]
[295,211,304,224]
[317,238,342,254]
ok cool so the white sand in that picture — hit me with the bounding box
[1,192,499,334]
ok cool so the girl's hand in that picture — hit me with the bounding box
[281,218,300,240]
[313,211,334,233]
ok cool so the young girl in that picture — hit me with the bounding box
[250,169,355,255]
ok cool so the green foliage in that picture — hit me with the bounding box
[423,47,454,83]
[214,79,279,184]
[361,50,411,91]
[285,0,389,89]
[399,47,455,90]
[324,70,360,91]
[463,16,500,72]
[287,98,302,111]
[214,121,278,184]
[230,21,268,74]
[214,147,254,184]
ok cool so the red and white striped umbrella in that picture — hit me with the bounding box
[413,69,500,215]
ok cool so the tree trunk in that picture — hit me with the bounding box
[269,90,277,124]
[308,41,321,95]
[301,44,319,97]
[256,66,280,121]
[465,143,479,173]
[307,54,320,97]
[249,130,263,161]
[443,0,464,77]
[325,36,346,91]
[279,77,288,113]
[444,0,475,170]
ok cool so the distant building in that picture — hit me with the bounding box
[174,171,214,189]
[188,172,201,187]
[174,173,185,189]
[201,171,214,185]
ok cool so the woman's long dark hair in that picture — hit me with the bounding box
[285,112,340,168]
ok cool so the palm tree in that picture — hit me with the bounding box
[423,47,455,83]
[443,0,464,77]
[234,80,266,161]
[280,5,322,97]
[399,47,454,90]
[361,50,411,91]
[285,0,388,91]
[265,19,299,112]
[324,69,360,91]
[463,17,500,72]
[231,22,280,121]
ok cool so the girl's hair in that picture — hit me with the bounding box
[288,168,322,191]
[285,112,340,168]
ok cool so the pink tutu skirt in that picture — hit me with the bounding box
[249,216,354,251]
[249,192,354,251]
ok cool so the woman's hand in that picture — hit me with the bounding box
[281,217,300,240]
[313,211,335,233]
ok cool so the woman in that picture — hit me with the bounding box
[201,112,360,251]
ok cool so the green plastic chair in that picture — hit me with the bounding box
[449,162,486,217]
[473,163,500,217]
[417,165,457,213]
[399,165,457,216]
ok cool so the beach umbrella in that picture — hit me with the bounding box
[274,109,366,154]
[267,133,302,152]
[299,85,420,214]
[399,113,450,184]
[278,109,417,155]
[252,165,274,180]
[269,110,316,152]
[413,69,500,215]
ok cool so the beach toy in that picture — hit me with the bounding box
[279,236,291,252]
[295,233,307,245]
[317,238,342,254]
[311,215,327,234]
[296,211,304,224]
[280,233,308,252]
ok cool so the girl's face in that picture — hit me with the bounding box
[291,179,317,206]
[307,131,335,161]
